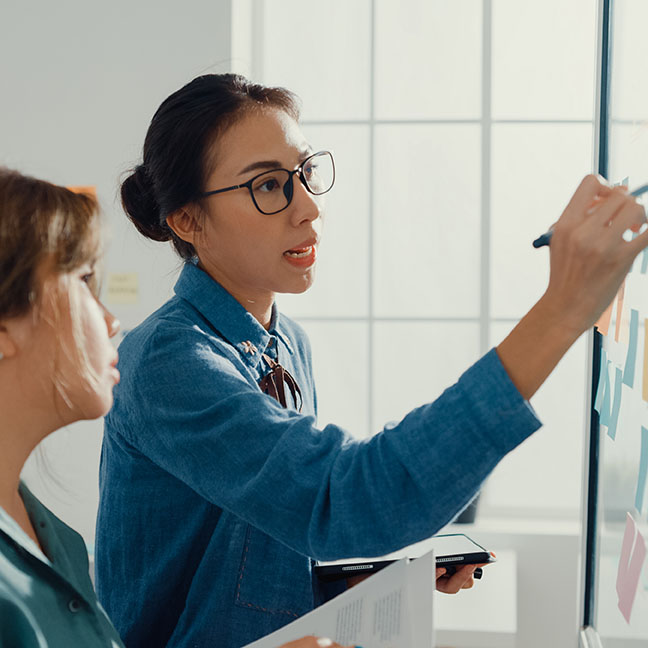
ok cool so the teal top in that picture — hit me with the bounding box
[0,483,124,648]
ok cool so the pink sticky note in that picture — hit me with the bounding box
[616,512,646,623]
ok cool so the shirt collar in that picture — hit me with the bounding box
[267,304,294,355]
[0,484,51,566]
[174,262,294,369]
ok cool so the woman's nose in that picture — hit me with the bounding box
[103,304,121,338]
[290,175,321,224]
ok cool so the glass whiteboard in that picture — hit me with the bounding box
[583,1,648,646]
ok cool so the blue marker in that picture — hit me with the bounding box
[532,182,648,249]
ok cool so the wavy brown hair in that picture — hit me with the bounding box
[0,168,103,408]
[0,168,101,318]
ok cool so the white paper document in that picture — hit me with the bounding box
[243,550,435,648]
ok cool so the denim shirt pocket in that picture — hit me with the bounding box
[235,525,314,619]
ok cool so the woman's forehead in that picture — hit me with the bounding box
[210,108,309,179]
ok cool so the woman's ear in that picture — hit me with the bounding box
[0,323,19,360]
[166,207,203,245]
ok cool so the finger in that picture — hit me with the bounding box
[346,574,371,588]
[628,226,648,256]
[280,637,344,648]
[608,199,647,237]
[438,564,476,594]
[315,638,344,648]
[562,174,611,222]
[587,186,633,228]
[435,567,447,579]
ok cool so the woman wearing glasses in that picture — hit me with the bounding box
[95,73,647,648]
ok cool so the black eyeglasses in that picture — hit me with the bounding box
[200,150,335,215]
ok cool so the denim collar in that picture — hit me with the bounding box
[174,262,293,370]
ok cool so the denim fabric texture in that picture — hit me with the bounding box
[95,261,541,648]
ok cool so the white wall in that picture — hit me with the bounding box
[2,4,591,645]
[1,0,234,545]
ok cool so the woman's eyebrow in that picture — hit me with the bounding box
[237,160,283,176]
[237,148,314,177]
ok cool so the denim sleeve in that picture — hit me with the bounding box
[115,327,541,561]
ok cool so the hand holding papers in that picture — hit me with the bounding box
[243,551,436,648]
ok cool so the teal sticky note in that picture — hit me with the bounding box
[595,350,608,414]
[607,367,623,440]
[600,358,612,426]
[623,310,639,388]
[641,249,648,274]
[635,427,648,514]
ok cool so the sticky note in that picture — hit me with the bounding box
[644,319,648,402]
[641,248,648,274]
[607,367,623,440]
[106,273,138,305]
[616,512,646,623]
[615,281,626,343]
[600,361,612,427]
[596,299,614,337]
[594,349,608,414]
[66,185,97,199]
[623,310,639,388]
[635,427,648,514]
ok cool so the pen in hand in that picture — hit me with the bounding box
[532,182,648,248]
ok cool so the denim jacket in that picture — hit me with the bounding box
[95,261,541,648]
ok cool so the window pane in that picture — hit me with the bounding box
[492,0,596,120]
[610,0,648,122]
[373,124,481,318]
[277,125,370,318]
[262,0,371,121]
[375,0,482,120]
[372,322,479,430]
[303,321,370,438]
[609,124,648,189]
[484,323,587,512]
[490,123,593,319]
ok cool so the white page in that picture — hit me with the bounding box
[243,552,435,648]
[406,551,435,648]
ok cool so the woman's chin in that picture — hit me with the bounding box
[279,270,316,295]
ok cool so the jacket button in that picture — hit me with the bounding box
[68,599,82,613]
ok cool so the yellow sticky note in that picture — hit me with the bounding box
[106,273,138,305]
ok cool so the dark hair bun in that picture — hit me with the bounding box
[121,165,170,242]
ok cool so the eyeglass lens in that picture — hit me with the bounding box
[251,152,334,214]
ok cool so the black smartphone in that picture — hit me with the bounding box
[314,533,494,583]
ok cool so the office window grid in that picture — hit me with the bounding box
[245,0,596,519]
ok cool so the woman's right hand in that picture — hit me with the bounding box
[543,175,647,334]
[279,638,358,648]
[497,174,648,401]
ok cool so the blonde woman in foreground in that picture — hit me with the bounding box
[0,168,352,648]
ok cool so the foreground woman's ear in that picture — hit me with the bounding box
[0,323,19,361]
